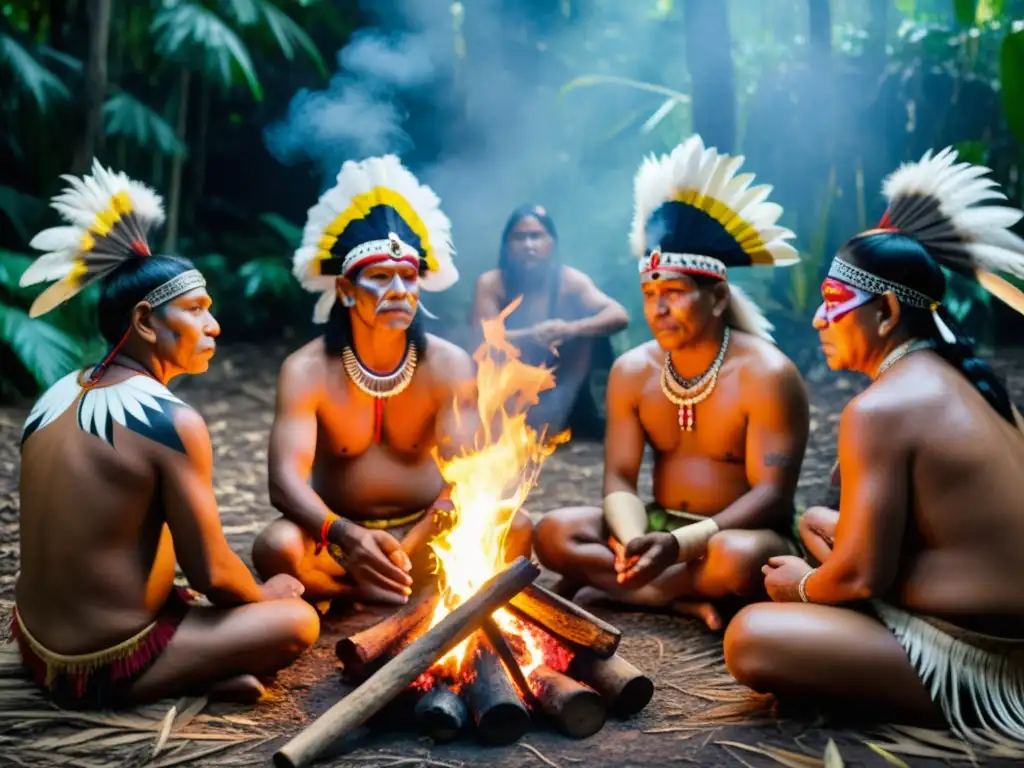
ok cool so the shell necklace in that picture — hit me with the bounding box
[660,327,730,432]
[342,344,418,443]
[876,338,932,379]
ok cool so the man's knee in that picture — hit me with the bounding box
[705,531,774,596]
[723,604,782,692]
[799,506,837,537]
[534,507,594,569]
[252,518,307,580]
[269,599,321,658]
[507,509,535,559]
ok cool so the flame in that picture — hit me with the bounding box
[424,298,568,678]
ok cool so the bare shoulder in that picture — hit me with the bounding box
[561,265,596,290]
[168,405,213,459]
[422,334,475,388]
[279,338,328,389]
[731,331,805,391]
[609,340,660,391]
[476,269,503,294]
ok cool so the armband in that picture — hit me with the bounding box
[603,491,647,544]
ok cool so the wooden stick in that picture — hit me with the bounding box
[464,634,531,745]
[335,587,440,679]
[568,651,654,717]
[529,664,606,739]
[274,556,540,768]
[508,583,621,658]
[413,683,467,743]
[480,616,540,708]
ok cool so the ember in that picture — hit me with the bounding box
[274,305,654,768]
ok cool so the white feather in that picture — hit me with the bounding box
[19,250,77,286]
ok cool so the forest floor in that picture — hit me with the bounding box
[1,342,1024,767]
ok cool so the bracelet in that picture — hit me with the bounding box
[315,515,340,556]
[798,568,817,603]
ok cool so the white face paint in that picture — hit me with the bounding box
[347,258,421,330]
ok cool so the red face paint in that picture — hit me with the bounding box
[815,277,874,323]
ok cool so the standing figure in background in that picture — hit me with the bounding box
[727,147,1024,743]
[252,155,533,612]
[469,205,629,438]
[13,161,318,709]
[535,136,810,631]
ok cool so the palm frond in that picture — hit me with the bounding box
[219,0,262,26]
[0,32,70,110]
[103,91,187,157]
[258,1,328,75]
[0,187,46,245]
[0,303,83,389]
[151,1,263,100]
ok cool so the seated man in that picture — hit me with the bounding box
[535,136,810,630]
[469,204,629,438]
[13,161,318,709]
[726,147,1024,742]
[252,155,533,609]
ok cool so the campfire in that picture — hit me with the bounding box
[275,301,654,768]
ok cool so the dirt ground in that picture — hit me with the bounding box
[2,342,1024,767]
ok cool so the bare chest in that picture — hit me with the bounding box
[316,373,438,459]
[638,370,748,461]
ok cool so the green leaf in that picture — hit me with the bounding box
[151,2,264,100]
[0,250,37,295]
[103,91,187,156]
[895,0,916,18]
[259,212,302,248]
[953,0,977,27]
[952,139,989,165]
[975,0,1003,23]
[0,303,84,389]
[0,32,70,110]
[1000,29,1024,142]
[259,1,328,76]
[219,0,262,26]
[0,188,46,245]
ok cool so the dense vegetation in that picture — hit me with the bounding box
[1,0,1022,400]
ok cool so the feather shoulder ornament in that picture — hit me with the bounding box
[293,154,457,323]
[20,159,167,318]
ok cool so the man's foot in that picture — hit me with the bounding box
[669,600,723,631]
[207,674,266,704]
[574,587,723,631]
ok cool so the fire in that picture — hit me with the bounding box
[424,298,568,680]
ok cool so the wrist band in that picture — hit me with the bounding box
[670,517,719,560]
[798,568,816,603]
[315,515,340,556]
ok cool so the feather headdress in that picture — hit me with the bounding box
[630,134,799,341]
[20,159,172,318]
[293,154,457,324]
[887,147,1024,313]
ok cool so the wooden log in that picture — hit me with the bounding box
[568,651,654,718]
[480,616,540,708]
[274,556,540,768]
[413,683,467,743]
[529,664,606,739]
[335,587,440,679]
[508,583,621,658]
[464,634,531,745]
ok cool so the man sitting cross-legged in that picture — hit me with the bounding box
[535,136,809,630]
[726,147,1024,744]
[252,155,533,610]
[12,162,319,710]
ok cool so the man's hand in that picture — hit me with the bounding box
[617,532,679,588]
[333,524,414,604]
[260,573,306,601]
[761,555,814,602]
[531,319,574,348]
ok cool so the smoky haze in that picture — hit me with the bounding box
[263,0,711,329]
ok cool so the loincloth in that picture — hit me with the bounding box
[872,599,1024,745]
[10,586,200,709]
[645,501,800,553]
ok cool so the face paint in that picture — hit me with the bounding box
[815,277,875,324]
[345,258,421,330]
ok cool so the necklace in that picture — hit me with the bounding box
[660,328,731,432]
[876,338,932,378]
[342,344,418,443]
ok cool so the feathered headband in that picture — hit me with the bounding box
[19,159,204,318]
[629,135,800,341]
[293,154,457,324]
[829,146,1024,340]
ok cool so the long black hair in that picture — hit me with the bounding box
[839,231,1017,426]
[96,255,198,345]
[498,204,561,303]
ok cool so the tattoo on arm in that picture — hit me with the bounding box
[763,452,793,468]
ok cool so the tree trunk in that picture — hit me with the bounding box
[186,80,211,229]
[72,0,112,172]
[163,69,191,254]
[682,0,736,152]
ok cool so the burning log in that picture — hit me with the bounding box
[508,584,621,658]
[413,683,467,743]
[480,616,539,708]
[569,651,654,718]
[274,556,540,768]
[529,664,607,739]
[335,587,440,680]
[464,634,531,745]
